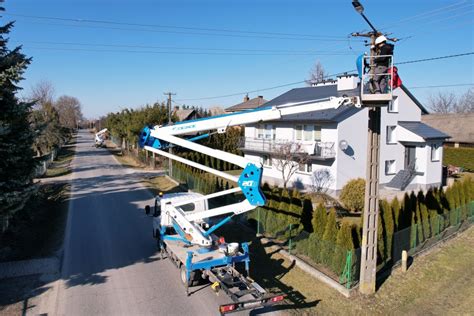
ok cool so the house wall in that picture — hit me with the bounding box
[380,88,422,185]
[333,108,369,191]
[243,87,443,193]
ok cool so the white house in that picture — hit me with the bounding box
[239,74,450,194]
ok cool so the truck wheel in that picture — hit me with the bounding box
[180,265,189,285]
[180,265,200,286]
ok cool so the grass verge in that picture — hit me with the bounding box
[42,145,75,178]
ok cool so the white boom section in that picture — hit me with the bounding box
[154,96,358,137]
[95,128,108,145]
[142,96,360,247]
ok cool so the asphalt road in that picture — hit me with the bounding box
[53,131,269,316]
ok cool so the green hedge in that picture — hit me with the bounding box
[170,161,474,284]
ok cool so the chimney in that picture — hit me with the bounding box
[243,94,250,102]
[337,74,360,91]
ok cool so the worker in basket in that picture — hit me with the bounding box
[372,35,394,94]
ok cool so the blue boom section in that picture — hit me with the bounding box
[139,126,165,149]
[238,163,266,207]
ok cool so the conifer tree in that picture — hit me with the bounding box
[415,200,424,242]
[420,202,431,239]
[0,8,36,232]
[391,197,401,230]
[332,222,354,276]
[312,203,327,238]
[321,209,338,266]
[377,207,385,262]
[381,199,394,261]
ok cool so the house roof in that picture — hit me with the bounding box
[421,113,474,143]
[261,84,362,122]
[173,109,196,121]
[398,121,450,140]
[226,96,267,112]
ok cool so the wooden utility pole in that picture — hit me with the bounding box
[352,31,381,295]
[164,92,176,177]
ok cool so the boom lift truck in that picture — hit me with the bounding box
[95,128,108,148]
[138,95,362,314]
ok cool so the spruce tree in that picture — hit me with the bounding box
[0,9,36,232]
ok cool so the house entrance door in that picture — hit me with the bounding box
[404,146,416,169]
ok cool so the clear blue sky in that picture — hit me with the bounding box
[4,0,474,118]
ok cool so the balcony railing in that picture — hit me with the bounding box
[240,137,336,159]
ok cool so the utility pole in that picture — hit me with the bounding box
[351,0,396,295]
[164,92,176,177]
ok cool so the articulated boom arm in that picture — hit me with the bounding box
[139,96,360,247]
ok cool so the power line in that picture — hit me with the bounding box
[408,83,474,89]
[5,12,349,39]
[396,52,474,65]
[14,40,358,55]
[6,13,357,42]
[176,52,474,101]
[380,0,473,31]
[21,46,356,56]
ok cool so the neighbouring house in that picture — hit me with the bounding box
[421,113,474,148]
[226,95,267,112]
[239,74,450,194]
[173,106,200,122]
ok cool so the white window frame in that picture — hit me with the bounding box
[262,155,272,167]
[385,160,396,175]
[388,96,399,113]
[298,162,312,174]
[386,126,396,144]
[431,144,440,162]
[295,124,322,142]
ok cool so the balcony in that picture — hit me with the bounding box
[239,137,336,160]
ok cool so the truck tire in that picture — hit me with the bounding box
[180,265,200,287]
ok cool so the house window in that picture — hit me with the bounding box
[295,124,321,142]
[431,144,440,161]
[385,160,396,175]
[262,155,272,167]
[388,96,399,113]
[295,125,303,141]
[257,124,274,139]
[314,125,321,141]
[386,126,396,144]
[298,162,312,173]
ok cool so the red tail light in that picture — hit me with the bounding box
[219,304,236,313]
[270,295,285,302]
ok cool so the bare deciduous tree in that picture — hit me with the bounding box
[30,80,55,109]
[273,142,310,192]
[306,60,328,86]
[428,89,474,114]
[457,88,474,114]
[55,95,83,129]
[310,168,334,193]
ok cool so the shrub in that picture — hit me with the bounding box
[312,203,327,239]
[339,178,365,213]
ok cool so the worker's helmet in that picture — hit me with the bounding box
[375,35,387,46]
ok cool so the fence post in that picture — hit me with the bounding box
[340,250,353,289]
[288,224,293,255]
[257,207,260,236]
